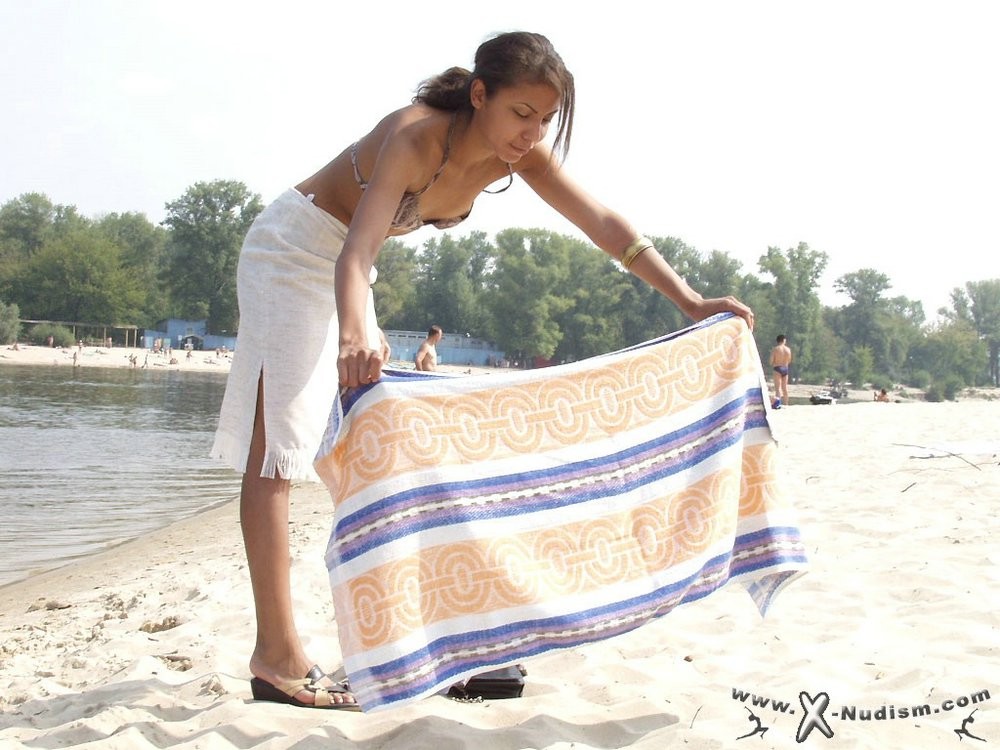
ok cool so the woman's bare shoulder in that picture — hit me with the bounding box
[352,105,456,189]
[365,104,450,149]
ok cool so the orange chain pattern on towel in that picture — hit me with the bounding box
[315,313,807,711]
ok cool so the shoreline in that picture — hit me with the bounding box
[1,400,998,747]
[0,342,502,377]
[0,342,236,373]
[0,491,242,593]
[0,488,247,604]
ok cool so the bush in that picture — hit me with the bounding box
[27,323,75,348]
[942,375,964,401]
[0,300,20,344]
[925,375,964,402]
[846,346,875,391]
[908,370,931,389]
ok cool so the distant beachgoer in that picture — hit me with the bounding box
[415,325,443,371]
[210,30,755,711]
[874,388,890,402]
[770,335,792,406]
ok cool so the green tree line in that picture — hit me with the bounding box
[1,183,998,396]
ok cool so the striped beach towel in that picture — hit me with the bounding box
[314,313,807,712]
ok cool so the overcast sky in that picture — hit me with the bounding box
[3,1,998,319]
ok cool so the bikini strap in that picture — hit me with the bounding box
[483,162,514,195]
[411,112,458,197]
[350,141,367,188]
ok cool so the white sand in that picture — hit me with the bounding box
[0,343,235,373]
[1,354,998,747]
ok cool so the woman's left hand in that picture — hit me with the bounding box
[690,296,755,331]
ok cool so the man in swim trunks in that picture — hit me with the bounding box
[415,325,443,371]
[770,334,792,406]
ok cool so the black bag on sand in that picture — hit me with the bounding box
[447,664,527,700]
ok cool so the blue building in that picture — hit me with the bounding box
[140,319,238,352]
[138,322,505,366]
[384,330,505,368]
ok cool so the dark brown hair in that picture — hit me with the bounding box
[414,31,575,160]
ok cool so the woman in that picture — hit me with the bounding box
[213,30,754,710]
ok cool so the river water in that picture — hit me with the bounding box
[0,364,242,587]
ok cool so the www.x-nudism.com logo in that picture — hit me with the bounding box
[731,686,992,743]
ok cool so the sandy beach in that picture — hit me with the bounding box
[1,346,998,748]
[0,343,236,374]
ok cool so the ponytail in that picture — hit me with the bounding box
[413,66,474,111]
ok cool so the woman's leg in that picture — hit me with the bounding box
[241,376,356,706]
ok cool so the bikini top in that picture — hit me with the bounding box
[350,114,512,233]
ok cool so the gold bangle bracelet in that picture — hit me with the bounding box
[621,236,653,270]
[620,236,647,263]
[622,245,652,271]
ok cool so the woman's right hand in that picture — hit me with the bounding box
[338,343,385,388]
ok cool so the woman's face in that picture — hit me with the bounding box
[471,79,561,163]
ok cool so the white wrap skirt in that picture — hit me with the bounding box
[211,188,380,481]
